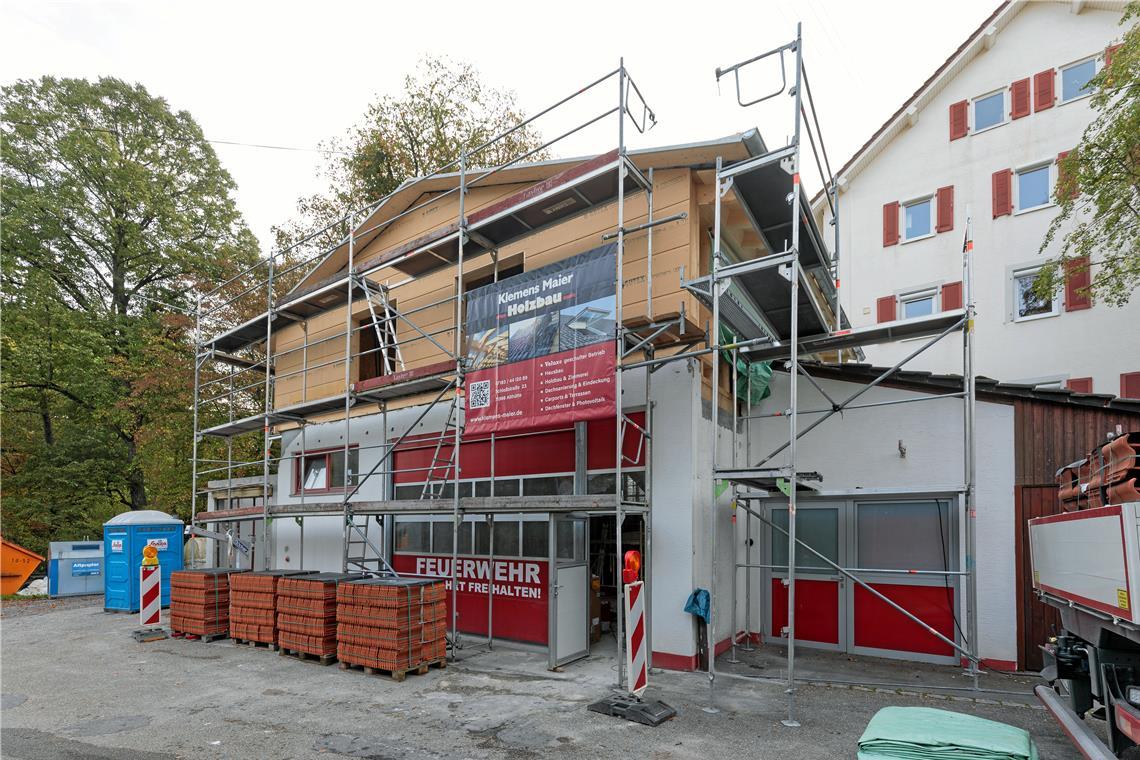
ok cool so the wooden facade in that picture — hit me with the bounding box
[265,138,826,426]
[1012,398,1140,670]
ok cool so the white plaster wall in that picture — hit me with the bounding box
[647,361,700,659]
[823,2,1138,394]
[745,371,1018,664]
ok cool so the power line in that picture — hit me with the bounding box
[1,117,348,155]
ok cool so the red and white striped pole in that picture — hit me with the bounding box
[140,545,161,627]
[622,550,648,696]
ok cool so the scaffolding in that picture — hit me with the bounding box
[668,24,982,726]
[188,62,682,679]
[188,25,983,725]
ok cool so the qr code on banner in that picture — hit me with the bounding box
[469,380,491,409]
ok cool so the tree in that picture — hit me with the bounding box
[1,76,261,540]
[272,56,547,272]
[1036,4,1140,307]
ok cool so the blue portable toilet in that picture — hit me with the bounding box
[103,510,184,612]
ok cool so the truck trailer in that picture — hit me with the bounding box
[1031,432,1140,758]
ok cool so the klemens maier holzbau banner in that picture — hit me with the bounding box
[465,243,617,434]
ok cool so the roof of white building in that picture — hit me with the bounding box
[810,0,1127,211]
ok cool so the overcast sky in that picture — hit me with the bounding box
[1,0,999,251]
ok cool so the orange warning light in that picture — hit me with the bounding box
[141,545,159,566]
[622,550,642,584]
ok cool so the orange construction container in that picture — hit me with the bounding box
[1,536,45,595]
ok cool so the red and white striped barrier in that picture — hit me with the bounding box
[624,580,648,696]
[140,564,161,626]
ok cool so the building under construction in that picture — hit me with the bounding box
[187,26,1140,727]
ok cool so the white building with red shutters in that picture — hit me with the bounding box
[816,0,1139,399]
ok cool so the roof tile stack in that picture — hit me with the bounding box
[337,578,448,674]
[276,573,364,658]
[171,569,242,638]
[230,570,313,645]
[1058,432,1140,509]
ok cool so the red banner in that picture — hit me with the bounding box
[465,244,616,435]
[393,554,548,645]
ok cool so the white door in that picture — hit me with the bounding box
[549,514,589,668]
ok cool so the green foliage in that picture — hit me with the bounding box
[272,56,547,268]
[1,76,260,554]
[1036,5,1140,307]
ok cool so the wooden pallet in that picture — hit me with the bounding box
[232,637,277,651]
[337,657,447,682]
[170,630,228,643]
[278,646,335,666]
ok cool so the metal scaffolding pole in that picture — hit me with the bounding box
[614,59,627,689]
[341,211,355,572]
[708,154,723,704]
[963,209,980,684]
[190,296,203,529]
[451,151,466,660]
[783,22,804,729]
[261,253,275,570]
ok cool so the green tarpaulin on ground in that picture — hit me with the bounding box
[857,707,1038,760]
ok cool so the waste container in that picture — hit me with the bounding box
[48,541,105,597]
[103,510,184,612]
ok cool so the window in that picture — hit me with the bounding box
[1061,58,1096,102]
[856,501,953,572]
[902,198,933,241]
[358,313,398,383]
[899,289,937,319]
[972,91,1005,132]
[1016,164,1052,212]
[395,521,430,552]
[1012,266,1058,321]
[771,508,838,574]
[295,447,359,494]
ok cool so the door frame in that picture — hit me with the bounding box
[758,492,962,664]
[548,512,590,668]
[760,500,848,653]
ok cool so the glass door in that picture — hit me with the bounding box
[763,503,846,651]
[848,499,959,664]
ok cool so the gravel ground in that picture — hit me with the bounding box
[1,598,1080,759]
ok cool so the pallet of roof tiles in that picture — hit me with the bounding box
[169,568,243,642]
[276,572,363,663]
[335,578,448,681]
[229,569,314,648]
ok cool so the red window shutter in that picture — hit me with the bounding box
[882,201,899,246]
[1066,377,1093,394]
[949,100,969,140]
[1056,150,1078,201]
[1010,78,1031,119]
[941,281,963,311]
[1033,69,1055,112]
[1106,44,1122,67]
[935,186,954,232]
[1064,255,1092,311]
[1122,373,1140,400]
[992,169,1012,218]
[876,295,897,323]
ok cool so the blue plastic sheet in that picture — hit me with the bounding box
[684,588,710,623]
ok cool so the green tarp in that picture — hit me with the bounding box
[719,325,772,406]
[857,707,1038,760]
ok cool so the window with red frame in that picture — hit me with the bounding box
[294,446,359,494]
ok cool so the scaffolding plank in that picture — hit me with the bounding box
[741,309,966,361]
[195,494,624,522]
[716,467,822,492]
